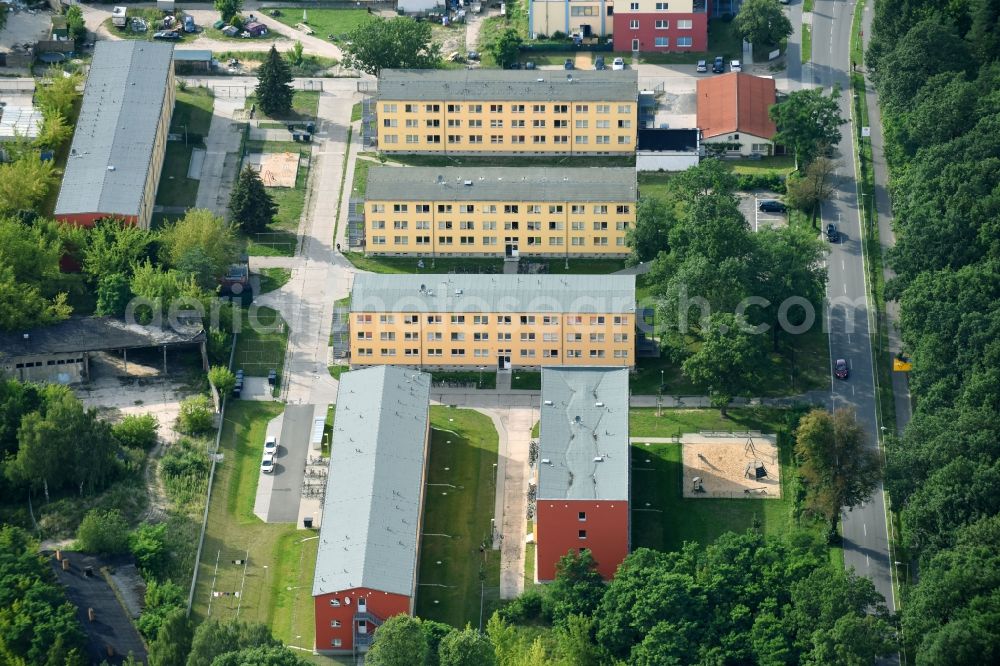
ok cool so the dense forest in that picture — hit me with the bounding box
[867,0,1000,662]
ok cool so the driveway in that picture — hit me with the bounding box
[252,404,313,523]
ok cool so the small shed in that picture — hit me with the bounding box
[50,15,69,39]
[244,21,268,37]
[173,49,213,72]
[0,106,43,143]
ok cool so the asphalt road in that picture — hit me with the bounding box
[266,403,314,523]
[808,0,897,613]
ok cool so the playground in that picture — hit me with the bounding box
[246,151,299,188]
[681,433,781,499]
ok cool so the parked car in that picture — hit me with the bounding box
[467,50,480,61]
[696,59,708,72]
[595,56,605,70]
[564,58,575,70]
[153,30,181,40]
[826,223,839,242]
[758,199,787,213]
[712,56,725,73]
[264,436,278,455]
[612,57,625,70]
[261,453,275,474]
[834,359,849,379]
[268,369,277,386]
[183,15,196,33]
[505,61,522,69]
[524,61,536,69]
[730,59,742,72]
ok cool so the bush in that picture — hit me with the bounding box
[177,395,215,436]
[736,172,787,194]
[76,508,130,555]
[498,590,545,623]
[112,414,160,451]
[551,31,567,40]
[160,438,210,508]
[136,579,186,639]
[208,366,236,397]
[129,523,169,578]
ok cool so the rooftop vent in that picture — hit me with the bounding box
[543,400,553,406]
[595,402,604,407]
[593,456,605,462]
[541,458,551,465]
[464,180,473,186]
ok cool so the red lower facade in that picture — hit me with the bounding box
[535,499,629,581]
[612,12,709,53]
[314,587,412,654]
[55,213,138,228]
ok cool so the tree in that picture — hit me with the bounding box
[95,272,133,316]
[488,28,523,69]
[64,5,87,44]
[113,414,160,451]
[544,549,605,626]
[129,523,169,577]
[76,509,130,554]
[229,166,278,234]
[784,156,837,227]
[681,313,768,416]
[35,67,82,118]
[438,626,495,666]
[795,409,881,535]
[160,209,239,289]
[214,0,242,24]
[343,18,441,76]
[553,615,602,666]
[136,579,186,639]
[366,615,429,666]
[255,46,294,118]
[667,159,739,204]
[187,620,280,666]
[35,110,72,151]
[626,197,674,264]
[733,0,793,47]
[287,40,304,67]
[147,608,193,666]
[769,88,845,168]
[177,395,216,436]
[208,366,237,399]
[0,154,59,215]
[212,646,307,666]
[0,217,72,331]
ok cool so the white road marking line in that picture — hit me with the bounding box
[843,284,847,293]
[852,385,856,396]
[842,260,845,270]
[866,554,870,567]
[864,524,868,537]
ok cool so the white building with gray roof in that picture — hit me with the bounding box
[55,41,175,230]
[312,366,432,653]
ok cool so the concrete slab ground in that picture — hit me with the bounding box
[261,404,313,523]
[195,97,246,217]
[0,9,52,50]
[253,411,284,522]
[239,377,274,401]
[739,191,789,232]
[75,373,191,444]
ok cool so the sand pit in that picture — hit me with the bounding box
[681,433,781,499]
[245,151,299,187]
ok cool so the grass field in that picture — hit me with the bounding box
[510,372,541,391]
[374,153,636,169]
[351,158,374,198]
[416,407,501,628]
[629,407,810,551]
[233,307,288,395]
[271,8,375,40]
[154,87,215,208]
[258,268,291,295]
[243,139,310,257]
[801,24,812,64]
[245,91,320,121]
[343,252,505,275]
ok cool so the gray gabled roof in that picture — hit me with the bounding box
[351,274,636,315]
[55,41,173,220]
[538,367,630,501]
[313,366,432,597]
[377,68,638,102]
[366,167,636,203]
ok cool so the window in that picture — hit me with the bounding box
[677,19,692,29]
[425,104,440,112]
[567,349,582,358]
[520,332,536,341]
[594,221,608,230]
[575,136,589,144]
[469,135,483,143]
[575,119,589,128]
[571,5,596,15]
[451,315,465,324]
[617,205,631,214]
[543,316,559,325]
[618,135,632,144]
[655,19,668,29]
[578,511,587,521]
[380,331,396,341]
[382,134,398,144]
[629,19,639,29]
[512,119,525,128]
[474,315,489,325]
[629,1,639,8]
[591,316,605,325]
[393,236,408,245]
[405,118,419,128]
[426,134,441,143]
[655,1,669,8]
[371,203,385,213]
[512,104,525,113]
[380,348,396,356]
[533,119,547,128]
[331,620,342,627]
[655,37,669,47]
[383,104,397,113]
[474,332,489,341]
[614,333,629,342]
[427,315,442,324]
[590,349,606,358]
[330,599,341,607]
[575,104,589,113]
[490,119,504,128]
[677,36,693,47]
[393,221,408,230]
[590,333,605,342]
[370,220,385,230]
[404,315,419,324]
[597,135,610,144]
[379,314,394,324]
[383,118,397,127]
[597,104,610,113]
[490,104,503,113]
[532,104,546,113]
[469,104,482,113]
[438,221,452,230]
[356,331,372,340]
[490,135,504,144]
[333,639,342,648]
[616,221,630,230]
[618,120,631,129]
[460,220,475,229]
[469,119,483,127]
[554,104,568,113]
[543,333,558,342]
[405,134,419,144]
[504,205,519,214]
[614,349,630,358]
[618,105,632,113]
[527,205,541,214]
[567,333,582,342]
[752,143,770,153]
[549,204,564,214]
[404,104,416,113]
[447,104,462,112]
[596,119,610,128]
[571,221,585,230]
[548,221,563,230]
[451,348,466,356]
[578,530,587,539]
[426,119,440,128]
[543,349,559,358]
[447,119,462,127]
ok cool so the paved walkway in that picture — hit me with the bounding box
[428,387,827,410]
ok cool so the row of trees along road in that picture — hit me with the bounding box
[865,0,1000,662]
[627,161,827,411]
[365,532,897,664]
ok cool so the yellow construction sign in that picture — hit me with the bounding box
[893,356,913,372]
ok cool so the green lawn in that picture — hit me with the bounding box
[630,320,830,396]
[351,102,362,123]
[416,407,501,628]
[343,252,504,275]
[217,49,338,76]
[258,268,291,295]
[271,8,376,40]
[102,10,197,42]
[351,158,374,198]
[510,372,541,391]
[727,155,796,176]
[245,91,319,121]
[174,86,215,136]
[629,407,812,551]
[801,24,812,64]
[243,140,310,257]
[375,153,636,169]
[233,307,289,395]
[155,143,199,207]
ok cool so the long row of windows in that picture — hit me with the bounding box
[372,204,631,214]
[355,314,631,325]
[369,235,626,246]
[382,103,633,114]
[381,134,632,145]
[384,119,632,129]
[359,331,630,342]
[355,347,630,358]
[371,220,630,230]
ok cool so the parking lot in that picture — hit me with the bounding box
[738,192,788,232]
[252,404,313,523]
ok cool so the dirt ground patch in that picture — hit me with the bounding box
[681,433,781,499]
[245,151,299,187]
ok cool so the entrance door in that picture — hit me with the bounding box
[631,39,639,51]
[358,597,366,613]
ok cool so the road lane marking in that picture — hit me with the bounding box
[866,554,870,567]
[843,284,847,293]
[842,260,845,270]
[864,523,867,537]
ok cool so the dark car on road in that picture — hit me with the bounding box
[712,56,725,73]
[758,199,787,213]
[827,223,839,242]
[564,58,575,70]
[595,56,605,70]
[835,359,849,379]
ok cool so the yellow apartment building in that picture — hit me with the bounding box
[364,167,636,257]
[349,274,636,370]
[375,69,639,155]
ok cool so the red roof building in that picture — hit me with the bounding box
[697,72,778,157]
